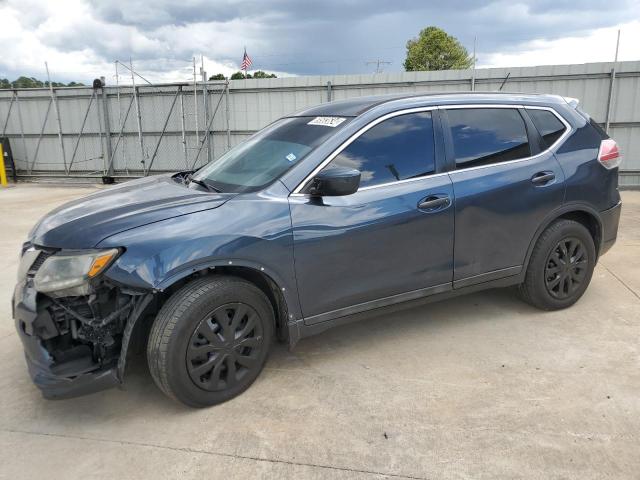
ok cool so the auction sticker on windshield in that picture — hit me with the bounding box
[307,117,346,127]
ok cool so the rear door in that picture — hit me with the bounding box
[289,109,455,322]
[441,106,568,286]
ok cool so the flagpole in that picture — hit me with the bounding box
[244,46,247,79]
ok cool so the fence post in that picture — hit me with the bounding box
[101,85,114,176]
[15,92,29,172]
[225,81,231,151]
[68,90,96,172]
[191,89,226,169]
[179,86,189,169]
[133,85,145,174]
[605,67,616,133]
[1,92,15,136]
[30,98,52,174]
[145,87,180,172]
[45,63,68,175]
[203,81,212,163]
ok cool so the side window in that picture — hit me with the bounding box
[325,111,435,188]
[527,108,567,146]
[447,108,531,169]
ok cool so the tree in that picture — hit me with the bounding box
[227,71,277,80]
[208,73,226,80]
[404,27,473,71]
[230,71,250,80]
[0,76,85,89]
[252,70,277,79]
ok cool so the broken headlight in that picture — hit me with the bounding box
[34,249,120,296]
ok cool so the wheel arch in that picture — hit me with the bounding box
[523,203,603,276]
[118,261,299,382]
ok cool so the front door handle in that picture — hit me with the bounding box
[531,171,556,185]
[418,195,450,211]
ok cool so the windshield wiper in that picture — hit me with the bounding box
[187,175,221,193]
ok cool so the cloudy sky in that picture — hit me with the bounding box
[1,0,639,84]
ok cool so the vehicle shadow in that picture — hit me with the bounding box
[18,286,539,419]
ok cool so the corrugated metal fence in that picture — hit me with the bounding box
[1,60,639,186]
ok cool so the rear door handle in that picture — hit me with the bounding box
[531,171,556,185]
[418,195,450,211]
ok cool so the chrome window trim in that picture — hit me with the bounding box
[290,104,572,195]
[290,106,437,195]
[445,105,572,175]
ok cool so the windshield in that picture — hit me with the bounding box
[192,116,350,193]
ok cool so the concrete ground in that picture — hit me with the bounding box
[0,184,638,480]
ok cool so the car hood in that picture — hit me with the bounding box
[29,174,234,249]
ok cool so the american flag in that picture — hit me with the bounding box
[241,48,253,71]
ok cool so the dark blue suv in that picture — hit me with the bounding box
[13,93,622,407]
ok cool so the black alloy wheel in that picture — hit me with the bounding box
[544,237,588,299]
[187,303,265,391]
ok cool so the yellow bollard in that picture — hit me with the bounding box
[0,143,7,187]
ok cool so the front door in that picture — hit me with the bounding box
[289,109,455,323]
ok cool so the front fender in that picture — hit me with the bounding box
[97,189,302,322]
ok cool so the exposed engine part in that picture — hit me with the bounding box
[41,281,147,370]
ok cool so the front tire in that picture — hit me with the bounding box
[519,219,596,310]
[147,276,273,407]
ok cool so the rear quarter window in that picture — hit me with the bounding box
[527,109,567,147]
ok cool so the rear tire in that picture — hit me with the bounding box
[147,275,273,407]
[519,219,596,310]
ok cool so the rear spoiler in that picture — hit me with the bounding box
[562,96,580,108]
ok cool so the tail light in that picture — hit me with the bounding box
[598,139,621,169]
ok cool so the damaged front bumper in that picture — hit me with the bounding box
[13,256,153,399]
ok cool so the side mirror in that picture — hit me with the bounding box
[306,167,361,196]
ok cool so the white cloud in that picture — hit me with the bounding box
[0,0,638,83]
[480,20,640,67]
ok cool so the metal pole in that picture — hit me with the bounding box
[146,88,180,172]
[471,35,477,92]
[604,29,621,134]
[115,61,127,173]
[1,92,15,136]
[115,60,153,85]
[131,59,146,174]
[327,81,332,102]
[191,89,226,169]
[202,57,212,163]
[225,81,231,151]
[96,83,106,174]
[109,95,135,159]
[193,57,199,146]
[498,73,511,91]
[46,62,68,174]
[15,92,29,172]
[101,85,114,176]
[179,86,189,168]
[68,90,96,171]
[30,98,52,173]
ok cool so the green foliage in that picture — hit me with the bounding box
[0,76,85,89]
[252,70,277,79]
[228,70,277,80]
[208,73,226,80]
[404,26,473,71]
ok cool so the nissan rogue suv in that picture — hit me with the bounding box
[13,93,622,407]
